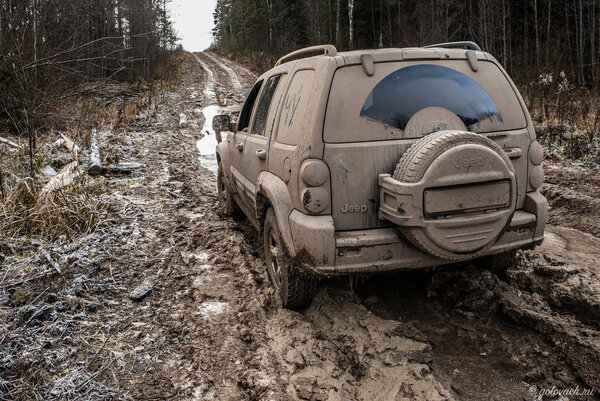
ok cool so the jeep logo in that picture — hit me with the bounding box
[454,156,483,169]
[341,204,368,214]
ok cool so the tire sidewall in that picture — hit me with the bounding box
[264,208,288,305]
[393,130,517,260]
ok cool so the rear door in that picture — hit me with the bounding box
[230,80,262,210]
[323,59,530,231]
[241,73,287,203]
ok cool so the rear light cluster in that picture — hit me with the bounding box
[300,160,330,214]
[528,141,544,189]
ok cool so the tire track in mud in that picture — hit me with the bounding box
[192,53,218,102]
[111,53,600,400]
[184,52,600,400]
[203,52,243,92]
[107,54,290,400]
[177,53,455,400]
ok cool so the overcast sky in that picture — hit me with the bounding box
[169,0,217,52]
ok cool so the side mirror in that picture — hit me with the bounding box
[212,115,231,132]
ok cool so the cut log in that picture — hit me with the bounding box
[40,160,82,195]
[88,128,102,176]
[0,136,20,148]
[59,133,80,161]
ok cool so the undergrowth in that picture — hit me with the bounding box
[0,178,111,240]
[520,72,599,163]
[0,51,184,242]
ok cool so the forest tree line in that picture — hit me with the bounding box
[0,0,178,134]
[212,0,600,89]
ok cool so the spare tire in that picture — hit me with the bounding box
[390,130,517,260]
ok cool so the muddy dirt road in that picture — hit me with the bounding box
[1,52,599,401]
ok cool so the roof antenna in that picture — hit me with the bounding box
[378,0,383,48]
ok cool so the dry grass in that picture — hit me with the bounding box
[0,176,111,240]
[523,72,600,162]
[0,53,185,244]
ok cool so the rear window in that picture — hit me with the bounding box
[361,65,502,130]
[324,60,527,143]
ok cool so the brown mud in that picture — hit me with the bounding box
[1,52,599,401]
[541,162,600,236]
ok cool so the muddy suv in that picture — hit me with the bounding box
[213,42,547,309]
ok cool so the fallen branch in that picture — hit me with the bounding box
[88,129,102,176]
[40,160,82,195]
[0,136,20,148]
[59,133,80,161]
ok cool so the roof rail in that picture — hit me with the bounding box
[275,45,338,66]
[424,41,482,51]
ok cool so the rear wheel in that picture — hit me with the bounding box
[217,163,243,219]
[263,208,318,309]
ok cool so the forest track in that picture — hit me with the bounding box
[172,52,600,401]
[1,52,599,401]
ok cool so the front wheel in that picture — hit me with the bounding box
[263,208,318,309]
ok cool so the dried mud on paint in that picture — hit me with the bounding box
[1,52,600,401]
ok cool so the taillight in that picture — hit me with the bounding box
[529,141,544,165]
[528,141,544,189]
[300,160,330,214]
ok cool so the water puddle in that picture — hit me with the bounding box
[196,105,221,174]
[544,225,600,255]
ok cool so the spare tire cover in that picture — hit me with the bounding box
[393,130,516,260]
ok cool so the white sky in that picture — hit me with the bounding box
[169,0,217,52]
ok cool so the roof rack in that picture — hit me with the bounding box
[424,41,482,51]
[275,45,338,66]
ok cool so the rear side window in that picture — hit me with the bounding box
[276,70,316,146]
[361,65,502,131]
[252,74,282,136]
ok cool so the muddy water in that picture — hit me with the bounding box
[196,105,221,174]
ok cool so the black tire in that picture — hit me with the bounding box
[474,250,518,274]
[217,163,243,219]
[263,208,318,309]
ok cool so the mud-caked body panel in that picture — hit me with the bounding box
[216,44,547,278]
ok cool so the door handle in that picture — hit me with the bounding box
[256,149,267,160]
[235,143,244,151]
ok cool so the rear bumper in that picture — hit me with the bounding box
[288,191,547,275]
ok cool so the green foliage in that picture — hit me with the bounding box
[213,0,600,90]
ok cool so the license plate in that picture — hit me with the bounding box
[424,181,511,217]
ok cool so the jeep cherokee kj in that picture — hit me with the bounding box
[212,42,547,309]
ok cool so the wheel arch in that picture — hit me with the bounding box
[256,171,296,257]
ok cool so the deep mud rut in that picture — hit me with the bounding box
[2,53,599,401]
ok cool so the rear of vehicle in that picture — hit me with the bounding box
[315,47,546,273]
